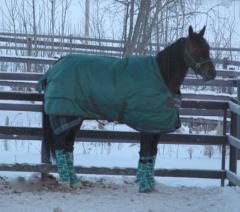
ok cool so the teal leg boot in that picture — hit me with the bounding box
[136,160,141,183]
[137,156,155,192]
[55,149,71,188]
[149,155,156,189]
[65,151,81,187]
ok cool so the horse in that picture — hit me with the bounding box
[39,26,216,192]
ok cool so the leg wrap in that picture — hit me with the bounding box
[137,133,159,192]
[55,149,70,184]
[137,156,155,192]
[65,151,80,185]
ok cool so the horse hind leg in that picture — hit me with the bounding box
[42,114,70,189]
[64,125,82,188]
[137,133,159,192]
[55,149,71,190]
[49,116,82,189]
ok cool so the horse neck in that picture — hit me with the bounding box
[156,38,189,95]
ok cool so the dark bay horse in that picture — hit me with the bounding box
[41,26,216,192]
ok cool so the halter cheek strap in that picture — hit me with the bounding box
[184,50,211,73]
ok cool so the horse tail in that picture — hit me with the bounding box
[42,111,56,162]
[41,56,67,162]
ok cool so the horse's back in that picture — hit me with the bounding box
[45,54,162,101]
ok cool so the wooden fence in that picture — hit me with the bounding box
[0,54,239,186]
[226,100,240,186]
[0,32,240,67]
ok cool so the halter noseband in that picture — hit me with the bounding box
[184,50,211,74]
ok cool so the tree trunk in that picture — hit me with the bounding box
[85,0,90,38]
[32,0,37,57]
[124,0,149,56]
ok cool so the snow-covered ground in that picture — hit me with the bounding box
[1,118,240,212]
[0,173,240,212]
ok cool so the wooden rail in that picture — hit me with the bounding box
[0,163,226,180]
[1,32,240,52]
[0,33,240,65]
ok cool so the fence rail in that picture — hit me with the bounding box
[1,32,240,52]
[1,32,240,66]
[0,163,226,180]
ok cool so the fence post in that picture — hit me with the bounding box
[27,37,32,72]
[221,109,227,186]
[41,103,52,178]
[70,35,73,54]
[237,79,240,160]
[229,111,238,186]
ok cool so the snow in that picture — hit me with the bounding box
[0,174,240,212]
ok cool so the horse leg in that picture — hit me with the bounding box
[151,134,159,185]
[54,133,71,188]
[137,133,159,192]
[49,116,82,189]
[64,124,82,187]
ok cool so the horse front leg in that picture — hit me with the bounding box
[137,133,159,192]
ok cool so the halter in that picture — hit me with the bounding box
[184,50,211,75]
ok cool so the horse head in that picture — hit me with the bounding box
[184,26,216,81]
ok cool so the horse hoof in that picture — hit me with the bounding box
[58,182,72,192]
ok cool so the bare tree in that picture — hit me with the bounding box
[124,0,150,55]
[50,0,56,36]
[49,0,57,56]
[61,0,72,37]
[4,0,19,55]
[85,0,90,38]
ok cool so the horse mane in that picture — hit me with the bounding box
[156,37,188,95]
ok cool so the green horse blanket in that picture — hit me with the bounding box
[39,54,180,132]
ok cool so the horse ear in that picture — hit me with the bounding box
[188,26,194,38]
[199,26,206,37]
